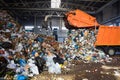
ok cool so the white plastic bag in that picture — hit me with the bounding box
[7,60,16,69]
[28,59,39,75]
[54,63,61,74]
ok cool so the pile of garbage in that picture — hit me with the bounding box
[0,30,63,79]
[0,10,63,79]
[61,29,112,63]
[0,10,112,80]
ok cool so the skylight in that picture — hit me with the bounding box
[51,0,61,8]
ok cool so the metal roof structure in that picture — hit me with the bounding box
[0,0,118,22]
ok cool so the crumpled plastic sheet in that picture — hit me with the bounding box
[46,55,61,74]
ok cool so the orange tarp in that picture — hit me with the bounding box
[66,9,99,28]
[95,26,120,46]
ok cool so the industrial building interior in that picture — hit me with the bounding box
[0,0,120,80]
[0,1,119,25]
[0,0,120,41]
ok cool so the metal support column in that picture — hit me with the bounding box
[34,15,37,33]
[59,17,62,30]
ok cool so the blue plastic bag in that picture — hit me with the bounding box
[37,37,44,42]
[7,22,14,28]
[31,50,36,56]
[15,74,28,80]
[19,59,27,67]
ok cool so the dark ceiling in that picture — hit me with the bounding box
[0,0,118,23]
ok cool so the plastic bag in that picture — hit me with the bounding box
[54,63,61,74]
[14,74,28,80]
[48,62,61,74]
[16,43,23,52]
[2,42,12,49]
[37,37,44,42]
[19,59,27,67]
[28,59,39,75]
[7,60,16,69]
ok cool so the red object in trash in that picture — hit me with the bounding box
[0,50,5,54]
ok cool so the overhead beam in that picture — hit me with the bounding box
[2,8,70,11]
[1,0,114,16]
[79,0,110,2]
[0,0,9,6]
[0,0,99,14]
[6,1,98,10]
[2,7,96,14]
[7,0,109,5]
[12,10,66,17]
[96,0,119,13]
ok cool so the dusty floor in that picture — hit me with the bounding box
[31,55,120,80]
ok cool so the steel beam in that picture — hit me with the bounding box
[2,8,70,11]
[5,1,98,11]
[96,0,119,13]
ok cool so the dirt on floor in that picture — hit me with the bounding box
[31,56,120,80]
